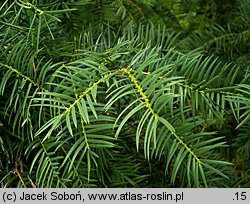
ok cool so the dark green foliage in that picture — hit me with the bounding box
[0,0,250,187]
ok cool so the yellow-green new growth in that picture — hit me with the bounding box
[120,68,201,164]
[123,68,159,120]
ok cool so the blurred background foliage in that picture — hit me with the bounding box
[0,0,250,187]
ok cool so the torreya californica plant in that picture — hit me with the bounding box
[0,0,250,187]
